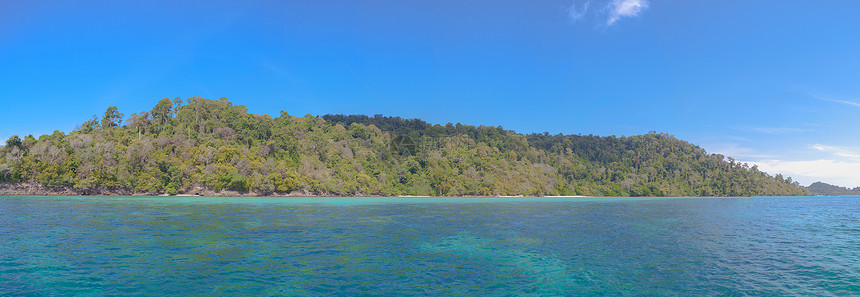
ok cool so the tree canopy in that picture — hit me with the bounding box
[0,97,809,196]
[101,106,124,128]
[806,182,860,196]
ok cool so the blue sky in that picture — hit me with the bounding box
[2,0,860,187]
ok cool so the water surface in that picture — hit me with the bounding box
[1,196,858,295]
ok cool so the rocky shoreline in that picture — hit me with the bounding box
[0,183,591,198]
[0,183,342,197]
[0,183,595,198]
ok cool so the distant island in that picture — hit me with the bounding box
[0,97,809,197]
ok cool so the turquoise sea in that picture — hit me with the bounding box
[1,196,858,296]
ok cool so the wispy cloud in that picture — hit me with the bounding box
[814,95,860,107]
[568,1,590,23]
[706,143,775,159]
[737,143,860,187]
[743,159,860,188]
[812,144,860,161]
[607,0,648,25]
[731,125,813,135]
[566,0,649,27]
[745,126,813,135]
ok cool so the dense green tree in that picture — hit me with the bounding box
[0,97,810,197]
[5,135,22,149]
[173,97,183,114]
[151,98,173,131]
[807,181,860,195]
[76,115,100,133]
[101,106,124,128]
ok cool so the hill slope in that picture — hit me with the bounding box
[0,97,809,196]
[806,182,860,196]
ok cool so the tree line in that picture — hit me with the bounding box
[806,182,860,196]
[0,97,809,196]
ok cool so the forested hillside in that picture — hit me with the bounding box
[806,182,860,196]
[0,97,809,196]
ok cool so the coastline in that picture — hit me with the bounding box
[3,183,821,198]
[0,182,324,197]
[0,182,594,198]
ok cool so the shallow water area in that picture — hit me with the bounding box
[1,196,858,295]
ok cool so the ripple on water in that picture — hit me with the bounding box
[0,196,858,295]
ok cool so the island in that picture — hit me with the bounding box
[0,97,809,197]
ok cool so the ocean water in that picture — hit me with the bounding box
[0,196,858,296]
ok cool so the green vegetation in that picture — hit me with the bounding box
[806,182,860,196]
[0,97,809,196]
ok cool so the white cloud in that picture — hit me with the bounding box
[746,126,813,135]
[812,144,860,161]
[733,143,860,188]
[814,95,860,107]
[706,143,775,159]
[565,0,649,27]
[607,0,648,25]
[568,1,590,22]
[742,159,860,188]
